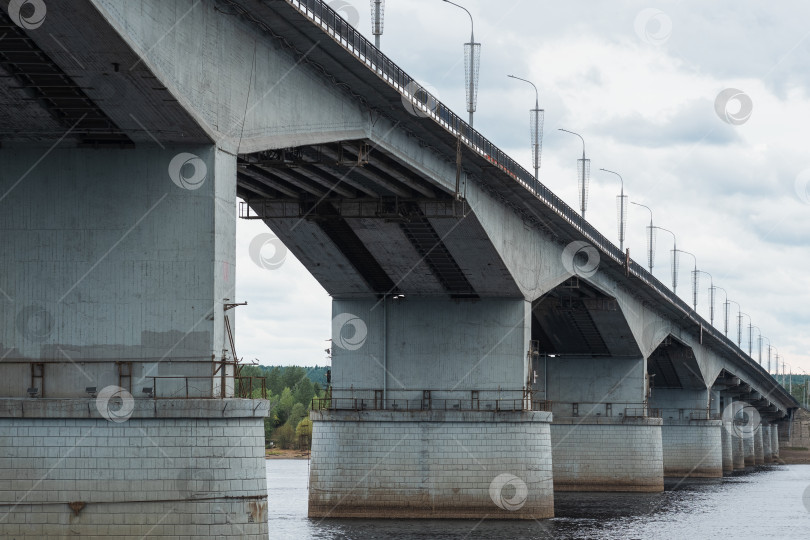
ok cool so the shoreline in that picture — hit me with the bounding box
[266,449,310,460]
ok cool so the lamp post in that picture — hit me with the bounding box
[727,300,741,346]
[762,336,772,373]
[508,75,544,189]
[738,312,751,355]
[673,249,696,308]
[371,0,385,48]
[750,325,762,365]
[600,169,627,252]
[558,128,589,219]
[651,226,676,292]
[711,285,727,335]
[442,1,479,127]
[694,270,713,323]
[631,202,654,273]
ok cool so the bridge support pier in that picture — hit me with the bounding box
[754,426,765,465]
[660,420,723,478]
[721,421,733,474]
[309,410,554,518]
[732,430,745,470]
[743,432,756,466]
[550,418,664,491]
[762,425,772,462]
[772,425,780,460]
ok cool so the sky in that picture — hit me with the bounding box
[234,0,810,375]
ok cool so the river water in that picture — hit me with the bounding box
[268,460,810,539]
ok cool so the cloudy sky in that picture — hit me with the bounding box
[234,0,810,375]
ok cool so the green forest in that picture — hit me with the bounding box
[239,365,329,449]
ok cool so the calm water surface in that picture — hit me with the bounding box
[268,460,810,539]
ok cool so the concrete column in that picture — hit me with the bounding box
[550,417,664,491]
[661,420,723,478]
[732,430,745,470]
[772,425,780,459]
[743,432,755,466]
[762,425,772,462]
[754,425,765,465]
[721,422,733,474]
[313,297,555,518]
[0,146,267,537]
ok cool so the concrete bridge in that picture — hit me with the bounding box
[0,0,797,535]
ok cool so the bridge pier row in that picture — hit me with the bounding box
[721,422,734,474]
[754,426,765,465]
[1,146,269,538]
[311,297,554,518]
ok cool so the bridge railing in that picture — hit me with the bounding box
[551,401,659,418]
[286,0,783,394]
[142,376,266,399]
[312,389,551,412]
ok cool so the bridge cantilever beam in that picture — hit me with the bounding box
[251,164,328,198]
[317,144,413,198]
[298,162,380,198]
[238,165,301,198]
[263,162,358,199]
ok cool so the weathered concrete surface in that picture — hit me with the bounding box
[732,431,745,470]
[744,433,755,466]
[0,399,268,539]
[754,426,765,465]
[661,420,723,478]
[772,425,780,459]
[763,425,772,462]
[550,417,664,492]
[309,410,554,519]
[721,422,733,474]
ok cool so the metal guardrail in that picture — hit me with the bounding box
[625,408,662,419]
[282,0,789,400]
[312,391,551,412]
[143,376,266,399]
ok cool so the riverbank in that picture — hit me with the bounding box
[778,446,810,464]
[266,448,310,459]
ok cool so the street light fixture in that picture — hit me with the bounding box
[762,336,772,373]
[750,325,762,365]
[651,226,676,292]
[508,75,544,189]
[738,312,751,355]
[558,128,589,219]
[695,270,713,324]
[442,1,480,127]
[727,300,741,346]
[711,285,728,335]
[600,169,627,252]
[371,0,385,48]
[672,248,696,308]
[631,202,655,273]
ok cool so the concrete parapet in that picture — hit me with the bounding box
[309,409,554,519]
[721,421,733,474]
[550,416,663,492]
[754,426,765,465]
[0,398,269,538]
[661,419,723,478]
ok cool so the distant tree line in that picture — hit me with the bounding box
[239,365,329,449]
